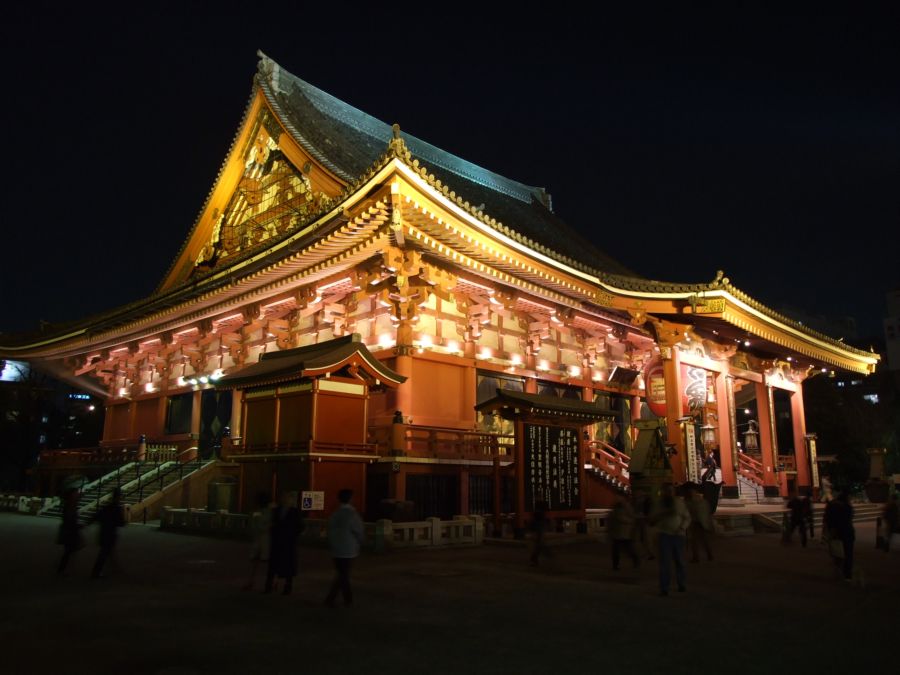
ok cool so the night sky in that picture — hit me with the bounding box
[2,6,897,345]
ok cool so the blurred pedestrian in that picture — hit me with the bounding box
[651,484,691,596]
[91,488,125,578]
[244,492,272,591]
[685,483,714,562]
[880,494,898,552]
[325,488,364,608]
[632,490,655,561]
[56,488,84,575]
[608,497,640,571]
[265,491,303,595]
[784,488,809,547]
[529,500,553,566]
[823,489,855,581]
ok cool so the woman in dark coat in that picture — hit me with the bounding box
[57,488,83,575]
[265,491,303,595]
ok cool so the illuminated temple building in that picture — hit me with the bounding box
[0,53,878,524]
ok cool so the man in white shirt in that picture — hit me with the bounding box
[325,488,365,607]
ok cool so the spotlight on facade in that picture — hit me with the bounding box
[199,376,209,384]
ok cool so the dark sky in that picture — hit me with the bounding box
[2,5,897,344]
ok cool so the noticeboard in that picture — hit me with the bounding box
[301,491,324,511]
[524,423,580,511]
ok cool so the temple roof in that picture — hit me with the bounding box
[257,51,634,278]
[214,334,405,390]
[476,389,615,422]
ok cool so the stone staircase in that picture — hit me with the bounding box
[42,459,213,524]
[585,463,630,495]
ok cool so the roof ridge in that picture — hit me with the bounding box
[257,51,548,206]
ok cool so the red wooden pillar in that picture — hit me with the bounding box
[790,389,811,490]
[514,419,526,536]
[190,390,202,440]
[714,372,736,488]
[663,351,686,482]
[754,382,778,495]
[394,354,413,422]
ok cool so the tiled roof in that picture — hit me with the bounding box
[215,334,405,390]
[257,51,634,278]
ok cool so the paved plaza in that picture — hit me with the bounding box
[1,513,897,675]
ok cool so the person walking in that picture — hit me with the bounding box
[56,488,84,575]
[529,500,553,566]
[685,484,714,562]
[823,490,855,581]
[881,494,898,552]
[325,488,364,608]
[651,484,691,596]
[632,490,655,561]
[784,488,809,547]
[264,491,303,595]
[608,497,640,571]
[91,488,125,578]
[244,492,272,591]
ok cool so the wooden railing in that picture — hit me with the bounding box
[587,440,630,487]
[738,452,764,485]
[226,440,378,458]
[368,424,514,460]
[38,446,138,466]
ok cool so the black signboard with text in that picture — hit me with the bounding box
[524,423,581,511]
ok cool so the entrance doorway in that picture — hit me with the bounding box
[199,389,232,459]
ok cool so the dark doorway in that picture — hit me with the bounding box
[406,474,459,519]
[199,389,232,459]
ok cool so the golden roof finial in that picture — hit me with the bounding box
[388,123,409,157]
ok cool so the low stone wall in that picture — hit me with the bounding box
[0,494,53,515]
[159,507,485,550]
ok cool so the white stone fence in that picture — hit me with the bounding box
[0,494,54,514]
[160,507,484,550]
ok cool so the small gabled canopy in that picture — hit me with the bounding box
[215,334,405,391]
[476,389,614,422]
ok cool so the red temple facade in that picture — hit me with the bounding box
[0,53,879,522]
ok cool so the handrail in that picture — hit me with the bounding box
[738,452,764,485]
[587,440,630,487]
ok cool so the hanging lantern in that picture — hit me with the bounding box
[700,414,717,447]
[743,419,759,451]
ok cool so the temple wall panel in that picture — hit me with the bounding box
[373,315,393,340]
[353,315,372,340]
[245,398,277,445]
[247,345,265,363]
[539,344,559,363]
[560,348,580,367]
[409,356,476,429]
[317,326,335,343]
[417,314,437,338]
[277,393,312,444]
[443,296,465,318]
[439,318,459,340]
[315,392,367,445]
[134,397,163,437]
[105,402,132,440]
[477,329,499,350]
[501,334,521,355]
